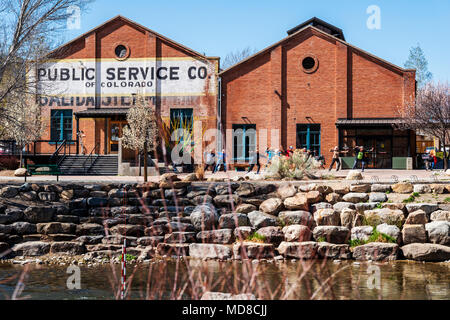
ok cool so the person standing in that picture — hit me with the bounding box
[247,148,262,174]
[352,146,373,172]
[430,148,437,170]
[328,146,343,171]
[77,130,86,155]
[203,150,215,171]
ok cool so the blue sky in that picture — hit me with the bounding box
[65,0,450,82]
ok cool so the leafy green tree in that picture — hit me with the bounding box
[404,44,433,88]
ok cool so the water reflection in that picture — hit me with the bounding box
[0,260,448,300]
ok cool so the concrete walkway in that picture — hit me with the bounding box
[0,169,449,184]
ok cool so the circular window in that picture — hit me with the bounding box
[301,55,319,73]
[114,44,129,60]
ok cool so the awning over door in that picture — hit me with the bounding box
[335,118,403,126]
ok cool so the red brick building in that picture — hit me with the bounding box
[34,16,218,158]
[220,18,416,168]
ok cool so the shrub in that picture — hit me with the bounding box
[0,156,19,170]
[195,165,205,180]
[349,230,396,248]
[265,150,320,180]
[119,253,137,262]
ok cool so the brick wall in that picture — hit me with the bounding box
[221,27,416,165]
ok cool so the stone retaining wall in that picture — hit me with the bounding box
[1,174,449,263]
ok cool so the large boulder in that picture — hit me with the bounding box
[402,224,428,244]
[278,211,315,228]
[23,206,55,223]
[340,208,357,229]
[260,198,284,215]
[305,191,322,204]
[277,241,318,259]
[351,226,373,241]
[333,202,356,213]
[277,184,297,199]
[313,208,340,226]
[346,170,363,180]
[14,168,28,177]
[392,183,413,194]
[218,213,250,229]
[282,225,312,242]
[156,243,190,257]
[10,222,37,235]
[110,224,145,237]
[164,232,196,244]
[233,242,275,259]
[430,210,450,222]
[401,243,450,262]
[313,226,350,244]
[364,208,405,227]
[189,244,232,260]
[233,226,255,240]
[12,241,50,256]
[1,186,19,198]
[247,211,277,229]
[317,243,352,260]
[256,226,284,244]
[352,242,399,261]
[37,222,76,235]
[376,224,401,242]
[405,210,428,225]
[283,194,308,211]
[190,204,218,231]
[369,193,388,203]
[371,184,391,193]
[405,204,439,215]
[50,242,86,255]
[425,221,450,245]
[213,195,240,207]
[235,183,256,197]
[413,184,431,194]
[196,229,235,244]
[350,184,371,193]
[76,223,105,236]
[0,208,23,224]
[235,203,257,214]
[342,193,369,204]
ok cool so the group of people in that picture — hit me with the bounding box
[327,145,374,172]
[422,148,437,171]
[203,149,227,173]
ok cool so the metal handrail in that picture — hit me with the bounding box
[49,140,67,163]
[83,142,100,174]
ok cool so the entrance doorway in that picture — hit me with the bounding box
[109,120,127,154]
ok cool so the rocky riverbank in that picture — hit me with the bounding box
[1,173,450,265]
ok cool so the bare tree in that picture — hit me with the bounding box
[404,43,433,89]
[0,0,93,126]
[1,92,46,167]
[221,46,257,70]
[122,95,159,182]
[397,82,450,169]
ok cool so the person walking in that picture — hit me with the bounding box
[328,146,343,171]
[213,149,226,173]
[247,148,262,174]
[265,147,274,168]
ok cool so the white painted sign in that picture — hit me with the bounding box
[32,58,217,98]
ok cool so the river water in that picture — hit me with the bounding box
[0,259,448,300]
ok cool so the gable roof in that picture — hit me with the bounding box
[46,15,217,62]
[287,17,345,40]
[220,21,415,76]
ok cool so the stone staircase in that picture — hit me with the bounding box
[58,155,118,175]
